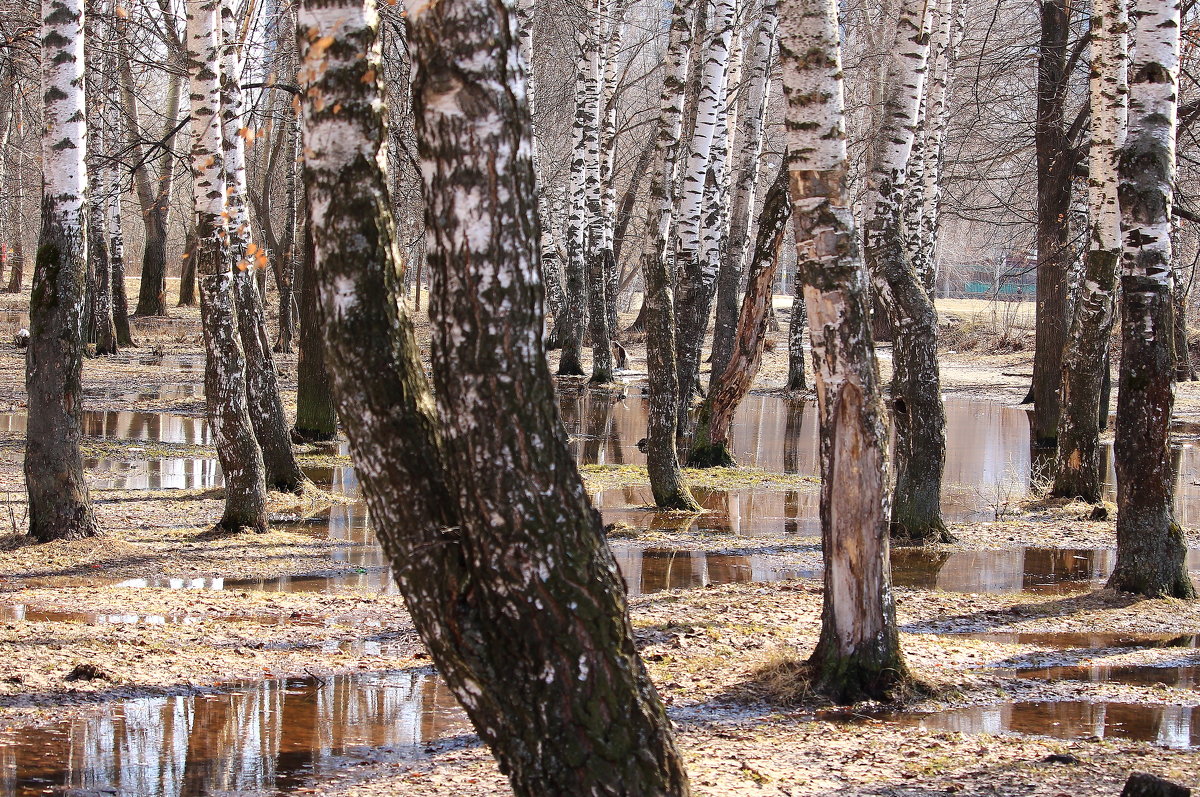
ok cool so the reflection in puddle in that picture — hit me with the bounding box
[1012,663,1200,688]
[0,410,210,445]
[949,631,1200,649]
[879,701,1200,748]
[611,547,817,596]
[0,671,468,797]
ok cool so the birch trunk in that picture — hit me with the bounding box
[711,0,777,381]
[786,276,806,390]
[690,165,790,466]
[293,213,337,442]
[584,0,613,383]
[1108,0,1195,599]
[25,0,100,542]
[675,0,735,432]
[85,11,117,356]
[863,0,950,544]
[558,34,591,376]
[221,0,305,494]
[187,0,268,532]
[1052,0,1126,503]
[299,0,691,790]
[780,0,910,702]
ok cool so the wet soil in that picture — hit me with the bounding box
[1,290,1199,794]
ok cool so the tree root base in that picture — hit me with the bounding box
[686,443,736,469]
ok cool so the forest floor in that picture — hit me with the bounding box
[0,286,1198,795]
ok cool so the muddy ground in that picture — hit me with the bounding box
[0,285,1198,795]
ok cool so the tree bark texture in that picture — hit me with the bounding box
[1031,0,1079,444]
[862,0,949,544]
[1109,0,1195,599]
[221,0,305,494]
[689,165,790,467]
[293,218,338,442]
[711,0,777,382]
[787,280,807,390]
[299,1,691,792]
[1053,0,1126,502]
[780,0,910,702]
[187,0,268,532]
[25,0,100,543]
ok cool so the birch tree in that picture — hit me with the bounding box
[710,0,777,381]
[675,0,735,432]
[221,0,305,494]
[84,7,117,356]
[187,0,268,532]
[583,0,613,383]
[780,0,910,701]
[298,0,691,791]
[863,0,951,544]
[1052,0,1126,503]
[25,0,100,542]
[641,0,702,511]
[1108,0,1196,599]
[557,27,592,377]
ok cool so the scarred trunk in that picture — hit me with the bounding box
[293,218,337,442]
[26,0,100,542]
[299,0,691,792]
[689,165,789,467]
[1108,0,1195,599]
[780,0,910,702]
[787,274,806,390]
[188,0,268,532]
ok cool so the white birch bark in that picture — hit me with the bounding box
[780,0,909,698]
[187,0,268,531]
[1109,0,1195,598]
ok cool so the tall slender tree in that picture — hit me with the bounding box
[863,0,950,544]
[187,0,268,532]
[1052,0,1127,503]
[25,0,100,542]
[780,0,911,701]
[1108,0,1196,599]
[641,0,702,511]
[298,0,691,792]
[220,0,305,493]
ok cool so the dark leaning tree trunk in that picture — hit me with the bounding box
[689,165,790,467]
[862,0,950,544]
[1108,0,1195,600]
[187,0,268,533]
[786,277,806,390]
[1030,0,1079,444]
[25,0,100,543]
[292,220,337,442]
[299,0,691,793]
[781,0,911,703]
[1052,0,1125,503]
[221,0,305,494]
[640,0,701,511]
[178,226,198,306]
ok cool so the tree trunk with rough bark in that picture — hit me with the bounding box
[1052,0,1126,503]
[863,0,950,544]
[1030,0,1079,445]
[787,282,807,390]
[689,165,789,467]
[221,0,305,494]
[293,218,337,442]
[179,225,198,305]
[711,0,776,382]
[85,14,117,356]
[25,0,101,543]
[298,0,691,791]
[780,0,911,702]
[188,0,268,532]
[1108,0,1196,600]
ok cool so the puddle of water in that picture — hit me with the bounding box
[0,671,469,797]
[868,701,1200,748]
[1011,663,1200,688]
[0,410,211,445]
[87,457,225,490]
[83,384,202,404]
[949,631,1200,649]
[595,485,820,536]
[892,547,1200,594]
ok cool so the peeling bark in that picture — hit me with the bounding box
[780,0,910,702]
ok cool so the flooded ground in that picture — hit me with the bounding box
[3,384,1200,795]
